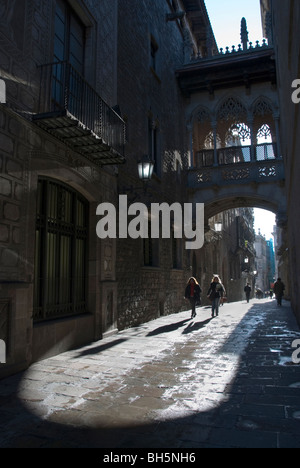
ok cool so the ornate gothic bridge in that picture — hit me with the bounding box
[188,149,286,226]
[176,26,286,227]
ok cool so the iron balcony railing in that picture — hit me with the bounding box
[193,143,277,168]
[36,61,126,159]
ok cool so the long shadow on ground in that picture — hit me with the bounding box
[1,302,300,448]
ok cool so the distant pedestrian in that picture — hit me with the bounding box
[185,277,202,319]
[244,283,252,303]
[207,275,225,318]
[274,278,285,306]
[256,289,264,299]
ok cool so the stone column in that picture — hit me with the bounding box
[274,113,282,159]
[212,121,218,166]
[248,117,256,162]
[187,124,194,168]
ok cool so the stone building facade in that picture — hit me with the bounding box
[1,0,216,377]
[115,0,192,330]
[261,0,299,318]
[255,230,275,294]
[1,0,291,379]
[193,208,256,305]
[0,0,130,377]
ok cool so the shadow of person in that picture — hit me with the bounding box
[146,319,190,337]
[182,318,212,335]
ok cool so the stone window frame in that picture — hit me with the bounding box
[33,177,89,323]
[52,0,97,88]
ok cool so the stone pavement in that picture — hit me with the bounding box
[1,299,300,448]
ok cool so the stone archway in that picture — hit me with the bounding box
[203,194,282,223]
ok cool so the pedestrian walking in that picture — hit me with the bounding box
[274,278,285,306]
[185,277,202,319]
[207,275,225,318]
[244,283,252,303]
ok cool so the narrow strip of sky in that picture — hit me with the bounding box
[205,0,265,51]
[254,209,276,240]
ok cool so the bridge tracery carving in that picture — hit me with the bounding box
[253,98,274,116]
[189,159,284,187]
[222,167,250,181]
[217,97,247,122]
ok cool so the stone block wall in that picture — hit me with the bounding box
[115,0,191,329]
[272,0,300,324]
[0,0,123,376]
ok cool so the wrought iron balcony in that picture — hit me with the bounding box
[33,61,126,166]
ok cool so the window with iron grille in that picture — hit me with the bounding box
[33,178,89,322]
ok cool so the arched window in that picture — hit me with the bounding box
[257,123,272,143]
[225,123,251,147]
[256,124,275,160]
[34,178,89,322]
[204,131,221,149]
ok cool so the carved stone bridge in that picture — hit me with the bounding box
[176,29,287,227]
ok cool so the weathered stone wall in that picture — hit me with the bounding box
[272,0,300,324]
[0,0,122,376]
[115,0,190,329]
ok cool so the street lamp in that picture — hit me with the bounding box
[137,155,155,182]
[215,222,223,232]
[119,155,154,200]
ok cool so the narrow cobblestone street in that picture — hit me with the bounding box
[1,299,300,448]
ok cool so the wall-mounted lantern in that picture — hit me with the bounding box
[137,155,154,182]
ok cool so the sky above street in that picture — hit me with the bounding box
[205,0,265,50]
[204,1,275,239]
[254,209,276,240]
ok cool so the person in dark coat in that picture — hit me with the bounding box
[185,277,202,319]
[274,278,285,306]
[244,283,252,303]
[207,275,225,318]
